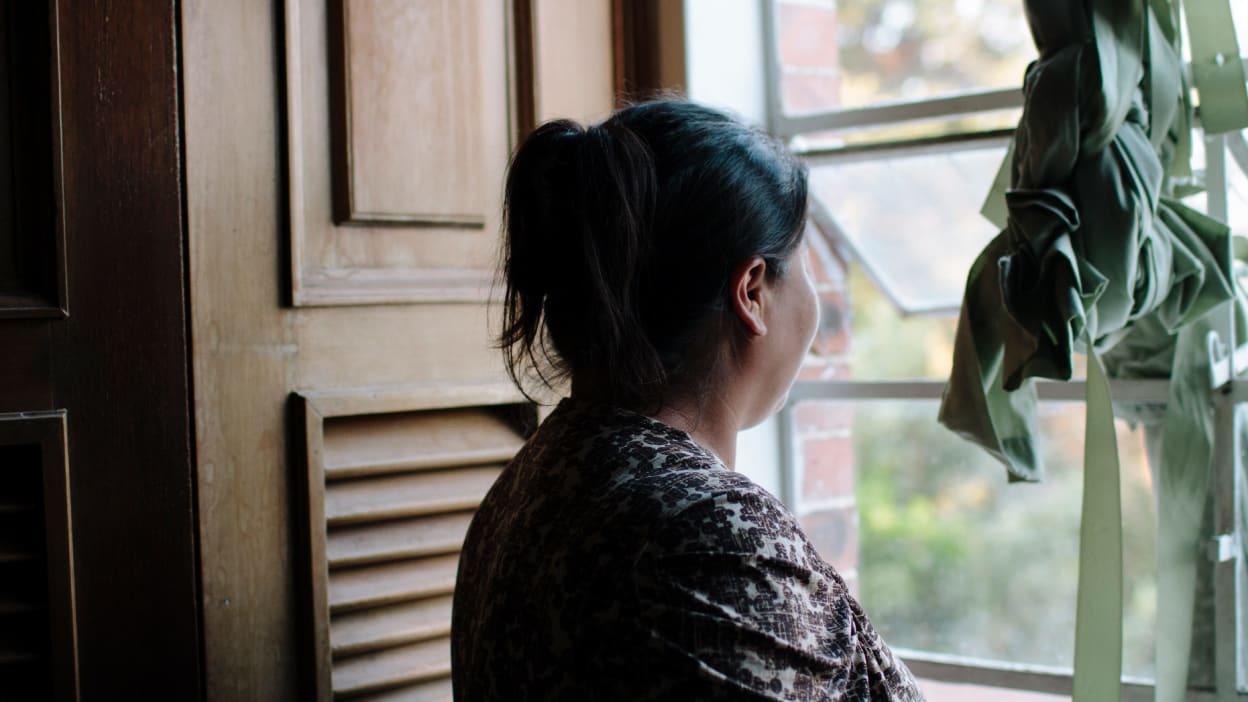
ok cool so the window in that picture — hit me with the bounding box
[761,1,1248,699]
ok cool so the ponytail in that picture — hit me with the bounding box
[499,118,667,407]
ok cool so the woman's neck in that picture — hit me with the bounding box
[649,396,740,469]
[568,380,741,469]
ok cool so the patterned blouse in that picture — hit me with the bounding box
[451,398,923,701]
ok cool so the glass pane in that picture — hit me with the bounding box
[1230,153,1248,237]
[808,137,1092,381]
[809,140,1004,314]
[827,400,1157,678]
[774,0,1035,115]
[1236,1,1248,57]
[1178,133,1248,236]
[847,262,957,379]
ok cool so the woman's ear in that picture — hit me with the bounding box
[731,256,768,336]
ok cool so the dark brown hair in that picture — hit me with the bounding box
[498,100,808,411]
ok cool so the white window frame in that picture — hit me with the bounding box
[761,0,1248,698]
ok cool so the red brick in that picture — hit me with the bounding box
[777,3,840,69]
[782,71,842,114]
[794,399,853,435]
[804,226,846,287]
[800,435,854,501]
[799,506,858,573]
[812,288,849,356]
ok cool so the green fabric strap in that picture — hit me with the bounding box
[1073,343,1124,702]
[1155,390,1203,702]
[1183,0,1248,134]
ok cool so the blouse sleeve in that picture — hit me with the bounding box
[638,478,924,701]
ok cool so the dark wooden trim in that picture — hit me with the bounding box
[49,0,201,696]
[611,0,662,106]
[290,393,332,702]
[45,0,67,317]
[0,320,52,413]
[511,0,537,139]
[326,0,352,225]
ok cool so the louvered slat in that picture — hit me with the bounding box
[331,594,453,657]
[0,598,39,616]
[333,638,451,698]
[324,467,502,526]
[0,501,35,516]
[0,548,37,565]
[327,512,473,569]
[324,410,523,480]
[329,555,459,614]
[0,651,40,665]
[306,401,532,700]
[354,676,452,702]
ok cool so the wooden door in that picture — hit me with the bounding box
[182,1,613,699]
[0,1,200,700]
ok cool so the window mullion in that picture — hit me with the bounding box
[788,379,1172,403]
[897,649,1222,702]
[772,87,1023,139]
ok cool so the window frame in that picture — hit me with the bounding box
[761,0,1248,697]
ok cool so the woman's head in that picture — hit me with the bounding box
[499,100,811,414]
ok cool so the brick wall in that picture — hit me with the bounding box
[777,0,857,594]
[776,0,840,114]
[795,222,857,595]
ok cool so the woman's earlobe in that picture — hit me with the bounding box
[731,257,768,336]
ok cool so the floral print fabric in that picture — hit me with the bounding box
[452,398,923,701]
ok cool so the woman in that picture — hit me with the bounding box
[451,100,922,701]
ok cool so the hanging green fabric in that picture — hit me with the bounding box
[940,0,1247,700]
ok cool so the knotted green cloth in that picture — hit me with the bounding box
[938,0,1247,700]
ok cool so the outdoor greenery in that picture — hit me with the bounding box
[833,0,1032,105]
[846,265,1159,676]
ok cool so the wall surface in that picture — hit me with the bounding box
[683,0,767,125]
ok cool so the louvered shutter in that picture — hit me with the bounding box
[297,388,532,700]
[0,413,76,702]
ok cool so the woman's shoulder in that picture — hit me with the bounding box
[643,467,811,561]
[516,398,807,552]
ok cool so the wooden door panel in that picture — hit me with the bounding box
[291,305,500,388]
[337,0,489,224]
[287,0,512,306]
[0,1,199,698]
